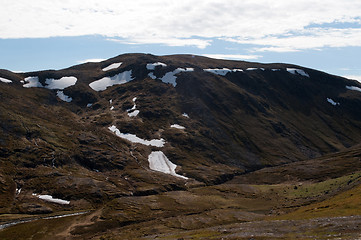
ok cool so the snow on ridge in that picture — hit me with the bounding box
[102,62,122,71]
[108,125,165,147]
[0,77,12,83]
[203,68,244,76]
[146,62,167,70]
[286,68,310,77]
[45,76,77,90]
[327,98,340,106]
[56,91,72,102]
[160,68,194,87]
[346,85,361,92]
[32,193,70,205]
[148,151,188,179]
[171,124,185,130]
[182,113,189,118]
[89,70,134,91]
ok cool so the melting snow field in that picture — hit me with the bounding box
[108,125,165,147]
[286,68,310,77]
[204,68,243,76]
[0,77,12,83]
[23,76,77,89]
[171,124,185,130]
[89,70,134,91]
[56,91,72,102]
[346,85,361,92]
[160,68,194,86]
[146,62,167,70]
[102,62,122,71]
[32,193,70,205]
[45,76,77,89]
[23,76,43,88]
[327,98,340,106]
[148,151,188,179]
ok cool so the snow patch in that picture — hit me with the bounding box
[148,72,157,79]
[204,68,244,76]
[171,124,185,130]
[182,113,189,118]
[128,110,139,117]
[346,85,361,92]
[102,62,122,71]
[286,68,310,77]
[327,98,340,106]
[246,68,265,71]
[108,125,165,147]
[87,103,93,107]
[272,69,281,71]
[56,91,72,102]
[45,76,77,89]
[89,70,134,91]
[32,193,70,205]
[0,77,12,83]
[110,106,114,110]
[127,97,139,117]
[23,76,43,88]
[16,188,21,195]
[160,68,194,87]
[147,151,188,179]
[146,62,167,70]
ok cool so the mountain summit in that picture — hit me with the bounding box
[1,54,361,239]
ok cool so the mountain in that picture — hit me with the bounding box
[1,53,361,239]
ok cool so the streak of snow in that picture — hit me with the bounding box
[23,76,43,88]
[148,151,188,179]
[286,68,310,77]
[327,98,339,106]
[203,68,245,76]
[32,193,70,205]
[148,72,157,79]
[110,106,114,110]
[87,103,93,107]
[89,70,134,91]
[146,62,167,70]
[0,77,12,83]
[160,68,194,87]
[346,85,361,92]
[246,68,258,71]
[45,76,77,89]
[127,97,139,117]
[109,99,112,104]
[108,125,165,147]
[171,124,185,130]
[272,69,281,71]
[128,110,139,117]
[182,113,189,118]
[16,188,21,195]
[56,90,72,102]
[102,62,122,71]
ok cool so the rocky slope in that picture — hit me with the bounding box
[1,53,361,239]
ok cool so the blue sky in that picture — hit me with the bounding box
[1,0,361,81]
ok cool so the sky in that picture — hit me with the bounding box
[0,0,361,81]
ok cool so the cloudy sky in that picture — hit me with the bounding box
[1,0,361,80]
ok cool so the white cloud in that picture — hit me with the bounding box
[201,54,261,60]
[1,1,361,50]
